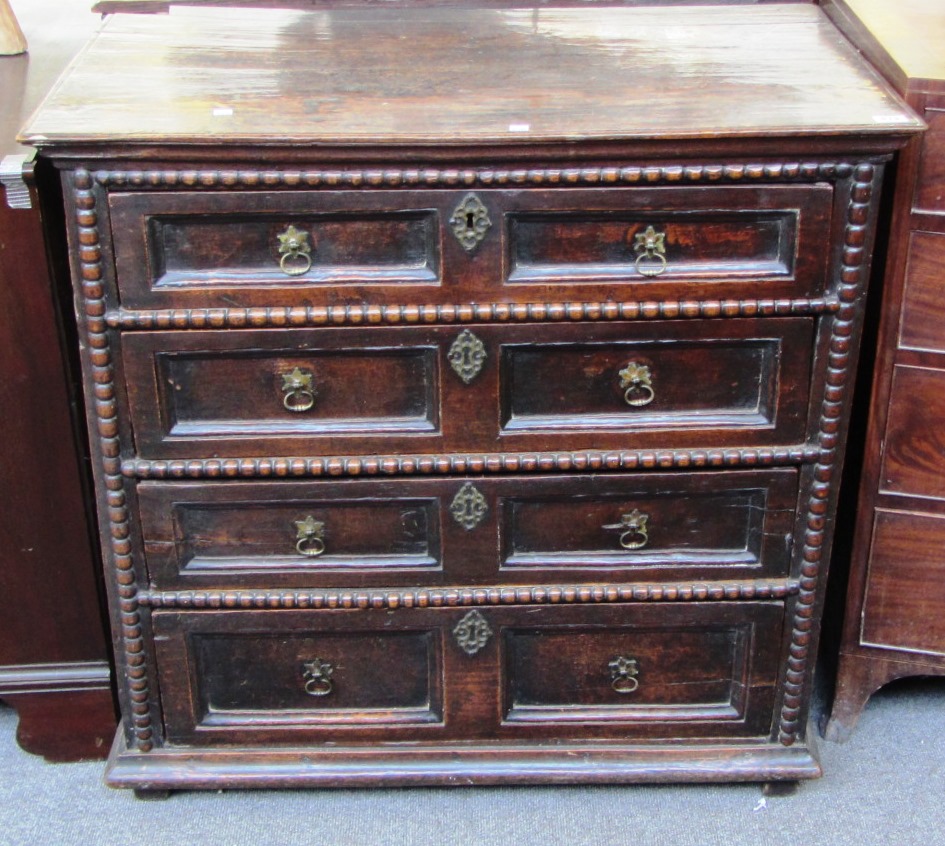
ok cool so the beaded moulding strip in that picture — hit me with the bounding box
[776,163,878,745]
[138,579,801,611]
[92,161,855,190]
[121,446,823,480]
[72,169,154,752]
[106,297,841,330]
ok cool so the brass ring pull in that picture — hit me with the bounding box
[302,658,333,697]
[281,366,315,413]
[619,528,648,550]
[632,224,667,277]
[634,250,667,277]
[276,224,313,277]
[279,250,312,277]
[603,509,650,551]
[609,656,640,694]
[295,515,326,558]
[619,362,655,408]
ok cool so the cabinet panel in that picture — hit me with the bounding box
[898,231,945,353]
[497,602,784,739]
[153,610,445,744]
[861,509,945,657]
[880,365,945,500]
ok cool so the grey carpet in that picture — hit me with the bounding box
[1,679,943,846]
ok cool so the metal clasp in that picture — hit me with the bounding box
[632,225,667,276]
[603,509,650,551]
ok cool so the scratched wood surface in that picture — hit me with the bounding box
[21,4,921,147]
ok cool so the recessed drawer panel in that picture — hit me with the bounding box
[153,609,445,745]
[499,469,797,579]
[504,185,831,295]
[106,184,832,309]
[498,319,813,442]
[122,327,442,458]
[109,190,447,309]
[495,602,784,739]
[137,470,798,590]
[138,479,443,587]
[881,365,945,500]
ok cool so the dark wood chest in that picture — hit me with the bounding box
[21,3,920,790]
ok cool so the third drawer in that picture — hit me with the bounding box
[137,469,800,589]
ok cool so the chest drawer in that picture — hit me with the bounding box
[121,317,814,459]
[107,184,833,309]
[137,468,799,589]
[880,364,945,500]
[153,601,785,746]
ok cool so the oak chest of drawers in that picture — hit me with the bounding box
[21,3,920,791]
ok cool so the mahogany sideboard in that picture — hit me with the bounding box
[21,3,920,791]
[821,0,945,740]
[0,0,116,762]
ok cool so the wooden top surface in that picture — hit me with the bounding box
[831,0,945,85]
[21,4,921,149]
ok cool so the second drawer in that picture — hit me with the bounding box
[121,318,815,459]
[137,469,799,589]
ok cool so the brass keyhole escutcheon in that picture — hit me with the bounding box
[449,193,492,252]
[603,509,650,551]
[609,656,640,694]
[632,224,667,277]
[281,366,316,413]
[302,658,334,696]
[618,362,655,408]
[276,223,313,276]
[447,329,487,384]
[295,515,326,557]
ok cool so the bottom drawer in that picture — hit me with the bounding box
[152,602,785,745]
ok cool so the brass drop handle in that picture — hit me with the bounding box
[281,366,315,413]
[603,509,650,551]
[632,224,667,277]
[276,224,313,276]
[609,655,640,694]
[619,362,655,408]
[302,658,334,697]
[295,515,326,557]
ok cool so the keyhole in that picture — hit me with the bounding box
[466,211,475,231]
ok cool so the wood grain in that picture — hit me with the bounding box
[899,230,945,352]
[20,5,921,147]
[861,509,945,656]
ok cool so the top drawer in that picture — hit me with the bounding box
[106,185,833,309]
